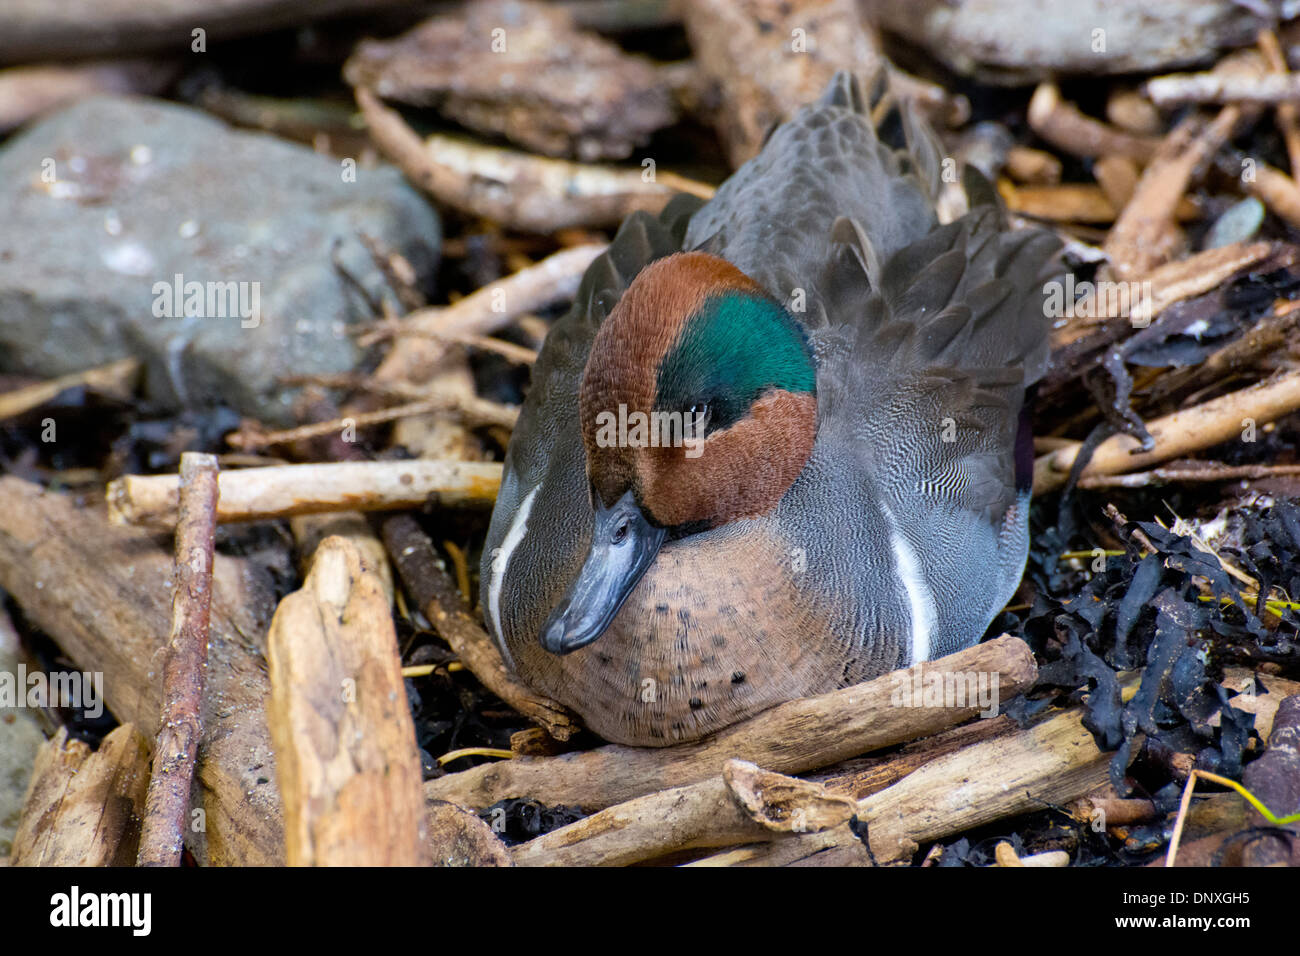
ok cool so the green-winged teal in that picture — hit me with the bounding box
[480,72,1061,746]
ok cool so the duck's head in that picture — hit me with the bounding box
[540,251,818,654]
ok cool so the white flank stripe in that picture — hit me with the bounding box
[487,485,540,670]
[880,502,935,663]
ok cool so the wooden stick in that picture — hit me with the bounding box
[423,636,1036,812]
[137,452,219,867]
[1078,462,1300,489]
[512,759,858,867]
[0,358,138,421]
[11,725,151,866]
[1049,240,1272,347]
[1104,107,1240,280]
[226,395,519,450]
[999,181,1198,224]
[373,244,604,386]
[107,459,502,527]
[690,704,1111,866]
[1146,70,1300,107]
[381,514,579,742]
[356,86,708,233]
[1034,368,1300,492]
[1027,81,1162,162]
[267,536,429,865]
[1258,29,1300,181]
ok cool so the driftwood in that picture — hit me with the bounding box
[344,0,676,161]
[1035,367,1300,492]
[107,460,503,527]
[0,358,138,422]
[423,635,1036,812]
[0,476,285,865]
[137,452,219,867]
[0,60,175,132]
[356,86,706,233]
[1104,108,1241,280]
[0,0,411,64]
[512,759,858,867]
[10,725,151,866]
[1027,82,1162,162]
[681,0,885,168]
[373,243,605,387]
[227,396,518,451]
[690,704,1111,866]
[381,513,579,741]
[267,536,428,866]
[426,801,513,867]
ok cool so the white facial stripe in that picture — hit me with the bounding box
[487,484,540,670]
[880,501,935,664]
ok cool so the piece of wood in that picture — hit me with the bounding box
[138,452,218,866]
[1048,240,1273,348]
[226,395,519,450]
[356,86,704,233]
[10,725,151,866]
[373,244,604,387]
[427,800,513,867]
[1146,70,1300,107]
[1027,82,1162,162]
[0,358,138,421]
[107,459,502,527]
[0,476,285,865]
[381,514,579,741]
[691,704,1112,866]
[424,636,1036,812]
[0,0,413,64]
[1004,146,1062,185]
[1104,107,1241,280]
[267,536,429,865]
[512,759,857,867]
[1035,367,1300,492]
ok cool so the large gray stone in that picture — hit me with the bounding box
[0,95,440,423]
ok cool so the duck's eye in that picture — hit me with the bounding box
[611,518,629,545]
[688,402,711,428]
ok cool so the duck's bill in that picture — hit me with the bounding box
[540,490,665,655]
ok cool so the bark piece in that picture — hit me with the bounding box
[267,536,429,866]
[11,725,151,867]
[345,0,675,161]
[427,800,513,867]
[681,0,888,167]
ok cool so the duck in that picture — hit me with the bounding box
[479,71,1062,747]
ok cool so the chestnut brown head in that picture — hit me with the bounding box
[540,251,817,654]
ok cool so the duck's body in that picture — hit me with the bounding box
[481,73,1061,746]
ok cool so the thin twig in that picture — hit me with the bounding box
[137,452,219,867]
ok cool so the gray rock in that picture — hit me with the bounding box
[0,95,440,424]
